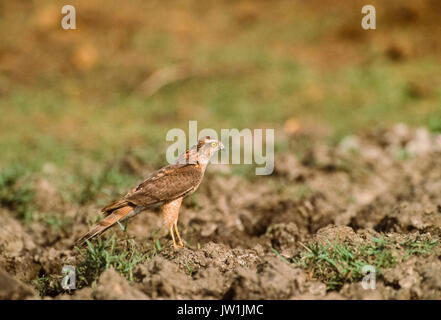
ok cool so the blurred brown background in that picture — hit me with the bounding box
[0,0,440,169]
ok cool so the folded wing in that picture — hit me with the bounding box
[101,163,203,214]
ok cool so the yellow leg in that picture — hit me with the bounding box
[174,221,184,247]
[170,225,178,249]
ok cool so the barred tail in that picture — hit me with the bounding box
[75,205,135,246]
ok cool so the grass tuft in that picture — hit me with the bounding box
[34,234,148,297]
[293,235,438,290]
[76,236,147,285]
[0,165,34,221]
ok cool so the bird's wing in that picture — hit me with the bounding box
[122,163,203,208]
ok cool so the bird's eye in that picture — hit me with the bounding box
[211,142,217,148]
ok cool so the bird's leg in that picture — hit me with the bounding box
[174,221,184,247]
[169,224,178,249]
[161,197,184,249]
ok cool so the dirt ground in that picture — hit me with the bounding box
[1,124,440,300]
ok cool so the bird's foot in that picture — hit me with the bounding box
[173,243,184,250]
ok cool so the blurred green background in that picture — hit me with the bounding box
[1,0,440,173]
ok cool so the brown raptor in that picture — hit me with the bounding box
[76,136,224,248]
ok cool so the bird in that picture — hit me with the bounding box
[76,136,224,248]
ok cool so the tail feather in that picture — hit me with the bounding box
[76,205,134,246]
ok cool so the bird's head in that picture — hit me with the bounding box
[176,136,224,167]
[196,136,224,161]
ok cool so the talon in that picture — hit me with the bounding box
[172,241,184,250]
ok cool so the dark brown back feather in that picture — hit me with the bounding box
[120,163,203,208]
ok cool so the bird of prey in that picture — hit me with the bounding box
[76,136,224,248]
